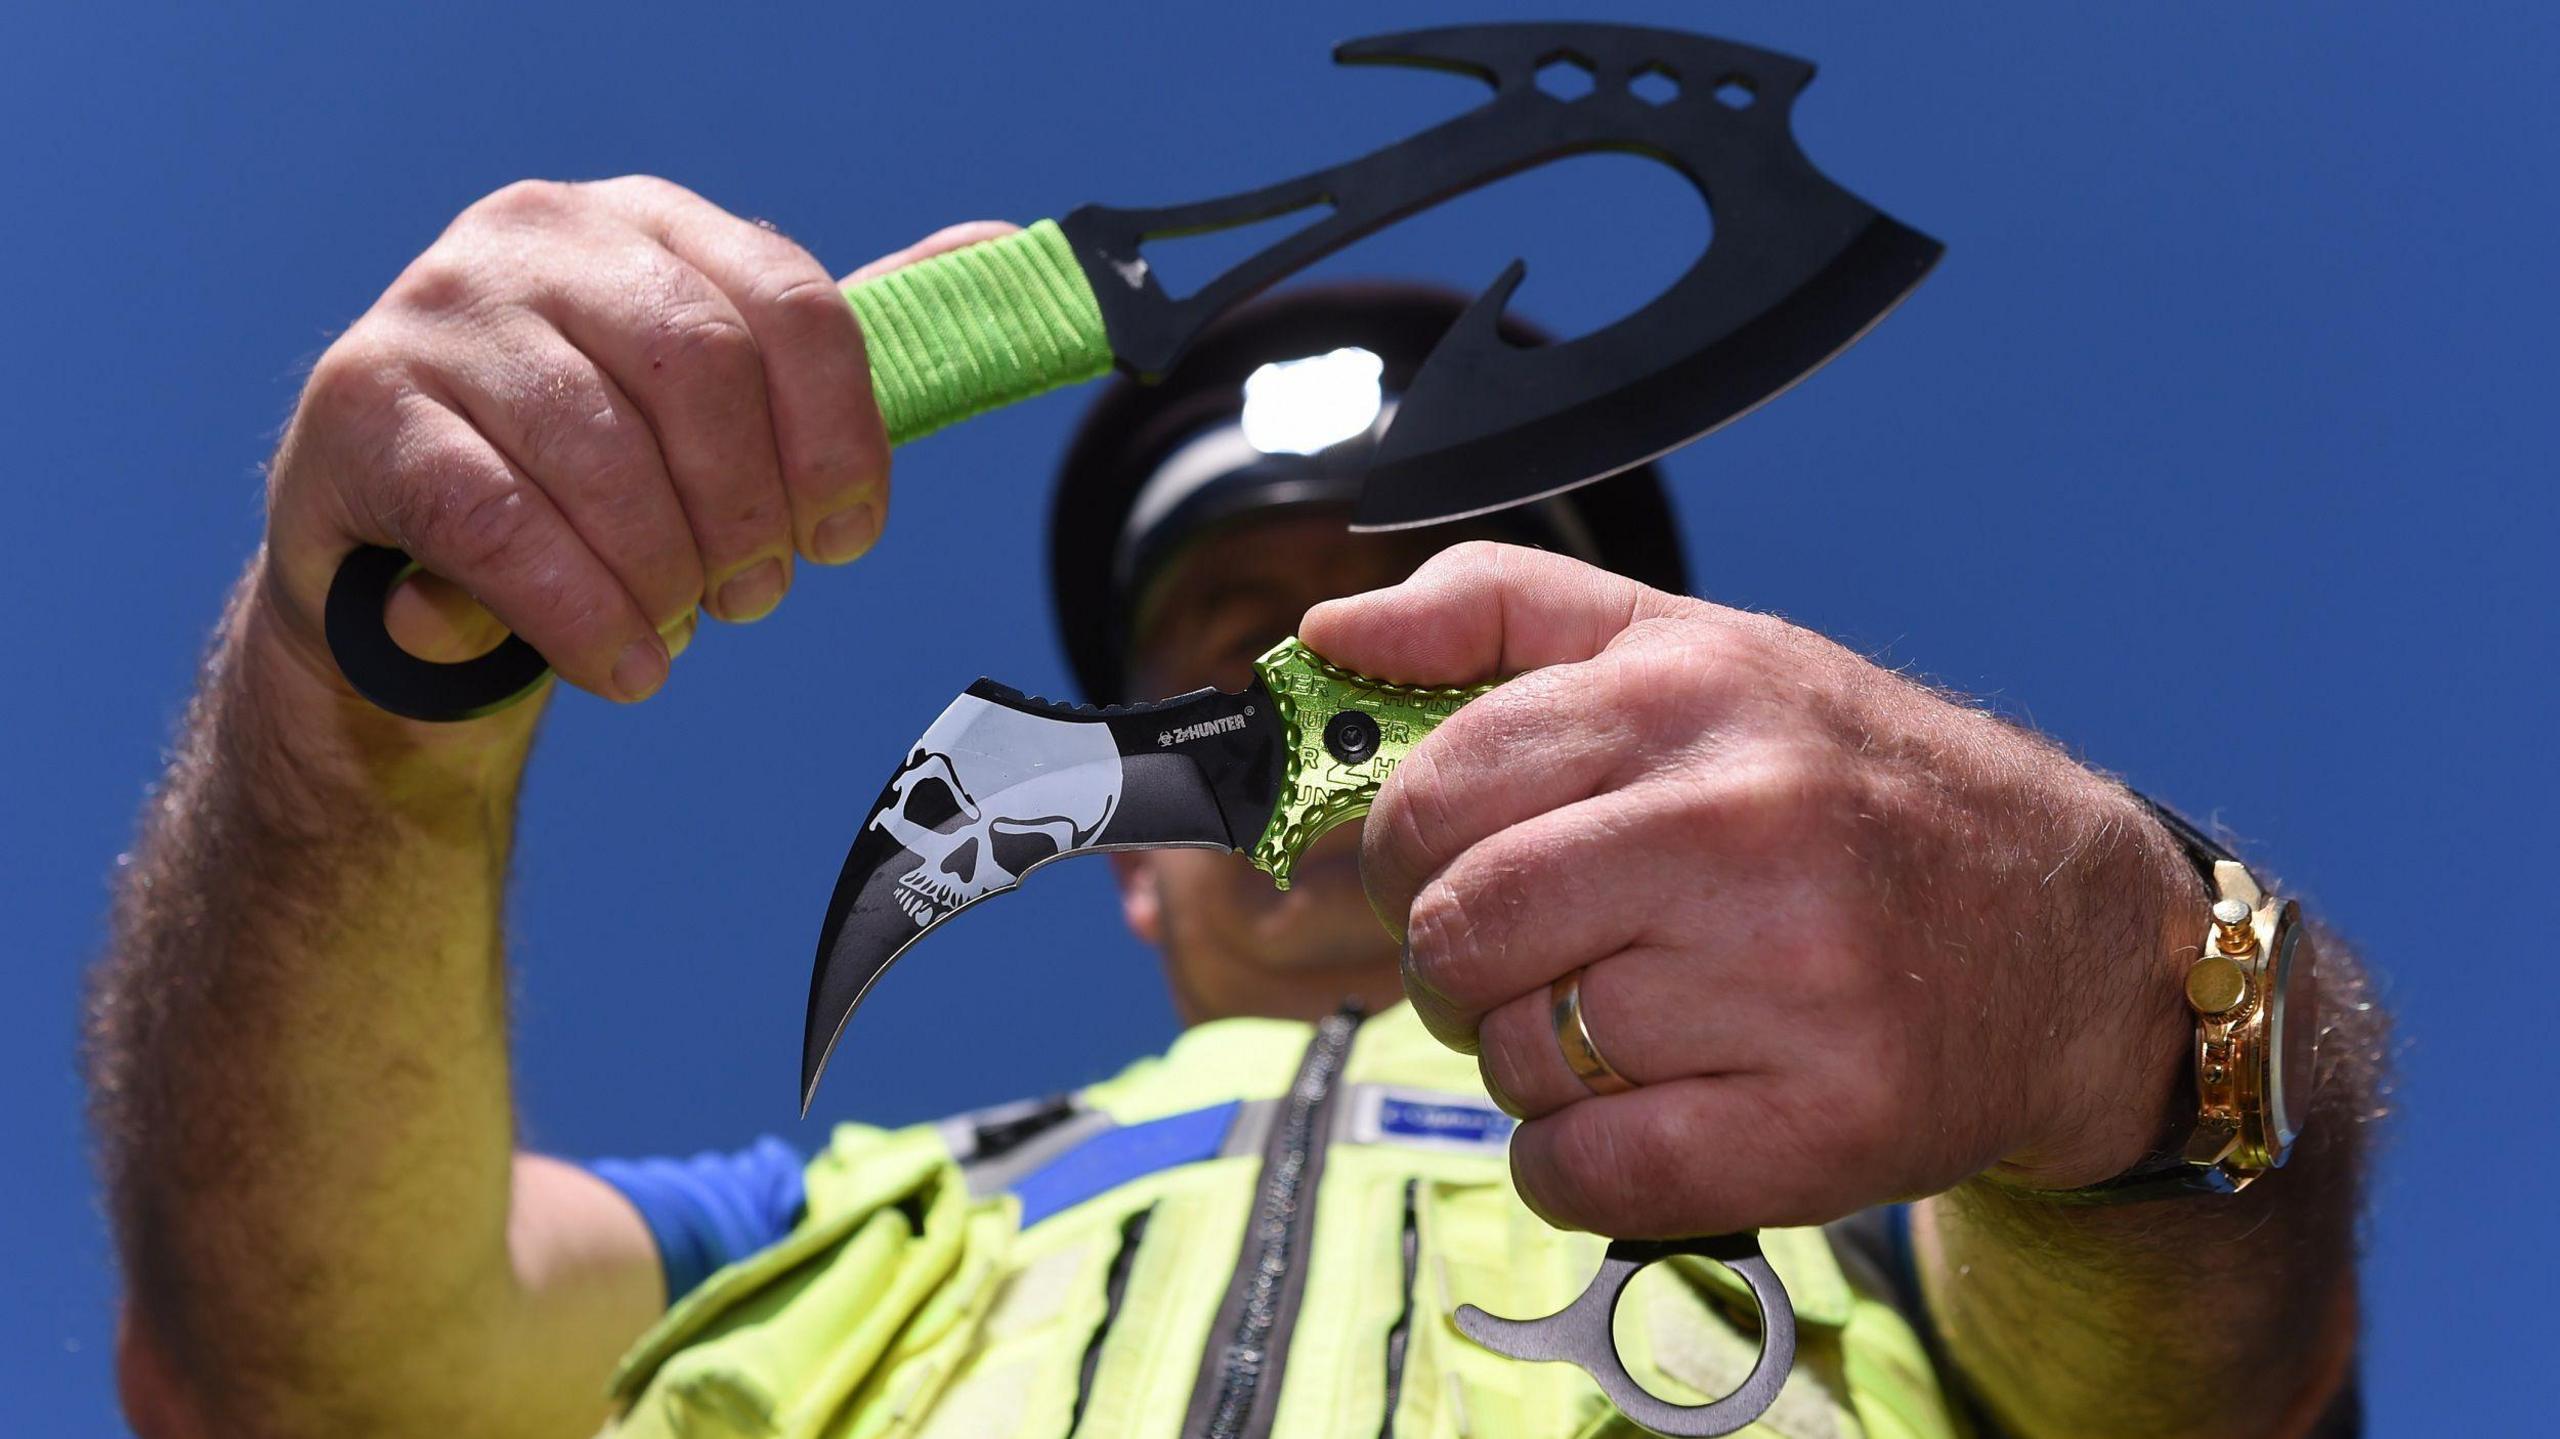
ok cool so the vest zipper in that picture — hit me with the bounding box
[1377,1178,1421,1438]
[1069,1204,1154,1437]
[1181,1005,1363,1439]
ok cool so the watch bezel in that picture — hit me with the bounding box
[2257,900,2318,1156]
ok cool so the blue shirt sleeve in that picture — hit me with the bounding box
[584,1136,807,1306]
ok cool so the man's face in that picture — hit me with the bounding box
[1114,508,1461,1024]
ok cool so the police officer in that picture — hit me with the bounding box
[88,189,2381,1438]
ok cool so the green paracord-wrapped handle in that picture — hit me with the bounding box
[843,221,1113,445]
[322,221,1113,723]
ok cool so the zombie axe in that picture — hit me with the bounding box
[325,20,1940,723]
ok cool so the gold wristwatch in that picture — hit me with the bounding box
[2174,856,2321,1191]
[2065,798,2323,1201]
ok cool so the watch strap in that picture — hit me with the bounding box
[2035,1149,2238,1205]
[2133,790,2239,895]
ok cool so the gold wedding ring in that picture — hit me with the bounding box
[1550,967,1635,1097]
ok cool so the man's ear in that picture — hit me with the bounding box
[1108,851,1164,946]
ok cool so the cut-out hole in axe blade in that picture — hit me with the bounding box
[323,20,1939,722]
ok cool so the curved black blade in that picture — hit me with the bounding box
[800,681,1279,1111]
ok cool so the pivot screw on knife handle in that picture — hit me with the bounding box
[322,223,1111,723]
[1455,1233,1796,1438]
[1322,709,1382,764]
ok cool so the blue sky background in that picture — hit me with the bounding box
[4,3,2551,1429]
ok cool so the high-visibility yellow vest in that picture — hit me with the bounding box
[605,1004,1961,1438]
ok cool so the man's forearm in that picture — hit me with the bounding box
[86,560,548,1433]
[1916,939,2388,1439]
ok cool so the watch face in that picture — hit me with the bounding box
[2265,908,2320,1150]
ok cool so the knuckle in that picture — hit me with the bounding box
[507,376,613,478]
[1416,538,1508,592]
[1383,744,1463,874]
[710,482,789,542]
[646,302,761,384]
[1671,615,1773,686]
[1403,880,1485,1007]
[473,177,574,224]
[1599,648,1694,740]
[301,334,408,431]
[1477,1034,1548,1119]
[1414,845,1547,1001]
[766,270,857,344]
[592,172,695,208]
[792,439,875,503]
[1613,610,1711,654]
[423,478,546,576]
[386,252,489,318]
[639,536,708,608]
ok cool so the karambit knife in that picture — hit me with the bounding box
[804,638,1798,1437]
[325,20,1940,722]
[801,638,1473,1100]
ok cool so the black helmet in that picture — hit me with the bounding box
[1048,281,1689,701]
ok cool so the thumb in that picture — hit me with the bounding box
[1299,540,1682,685]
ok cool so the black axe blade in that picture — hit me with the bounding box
[1257,24,1939,531]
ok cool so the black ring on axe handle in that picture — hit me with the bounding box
[1454,1233,1797,1438]
[325,547,551,721]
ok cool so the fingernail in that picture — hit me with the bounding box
[660,609,699,661]
[813,504,879,565]
[613,637,668,702]
[715,558,786,622]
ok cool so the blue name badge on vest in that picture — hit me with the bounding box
[1343,1084,1516,1155]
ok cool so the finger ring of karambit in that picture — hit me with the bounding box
[1454,1232,1797,1438]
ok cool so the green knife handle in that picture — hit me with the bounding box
[844,218,1114,444]
[1247,637,1494,889]
[323,220,1114,723]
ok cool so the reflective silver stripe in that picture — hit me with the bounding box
[956,1107,1119,1200]
[935,1093,1076,1163]
[1220,1097,1281,1163]
[946,1094,1284,1206]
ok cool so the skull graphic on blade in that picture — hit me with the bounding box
[864,696,1124,926]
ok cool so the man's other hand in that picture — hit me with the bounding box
[1302,542,2199,1239]
[260,175,1012,712]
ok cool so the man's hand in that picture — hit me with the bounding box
[89,186,1018,1437]
[1313,542,2379,1438]
[260,175,1011,714]
[1303,541,2196,1239]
